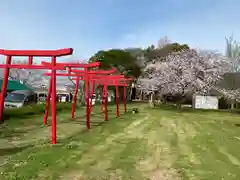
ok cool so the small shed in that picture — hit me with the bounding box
[192,95,219,109]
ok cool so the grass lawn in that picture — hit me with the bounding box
[1,103,240,179]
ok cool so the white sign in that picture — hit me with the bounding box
[194,95,218,109]
[91,98,96,105]
[61,96,66,102]
[88,98,96,105]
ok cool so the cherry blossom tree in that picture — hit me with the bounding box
[137,49,233,106]
[9,60,47,87]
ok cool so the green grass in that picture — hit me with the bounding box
[1,103,240,179]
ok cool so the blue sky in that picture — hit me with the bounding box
[0,0,240,61]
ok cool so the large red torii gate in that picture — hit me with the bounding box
[43,68,117,118]
[0,48,73,144]
[42,67,131,128]
[41,62,115,119]
[71,75,132,121]
[69,69,117,120]
[41,61,102,126]
[0,49,132,144]
[92,78,130,116]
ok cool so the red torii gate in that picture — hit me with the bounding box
[92,78,131,116]
[41,61,131,143]
[42,67,116,121]
[71,75,132,120]
[69,68,118,119]
[0,48,73,144]
[41,61,102,126]
[0,49,132,144]
[43,68,131,128]
[43,69,122,124]
[91,77,131,118]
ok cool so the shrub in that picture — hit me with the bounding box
[218,97,229,109]
[132,108,139,114]
[3,103,73,120]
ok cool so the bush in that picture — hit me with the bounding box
[218,97,229,109]
[132,108,139,114]
[3,103,73,120]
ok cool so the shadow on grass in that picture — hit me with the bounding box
[235,123,240,127]
[61,110,131,128]
[154,104,240,115]
[61,116,106,127]
[0,128,28,138]
[72,109,120,119]
[0,145,32,156]
[66,120,106,127]
[56,115,133,143]
[1,115,44,127]
[0,111,134,156]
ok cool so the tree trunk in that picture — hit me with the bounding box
[80,92,85,105]
[159,94,166,104]
[176,96,187,108]
[130,86,133,100]
[148,92,156,107]
[237,102,240,109]
[176,103,181,108]
[231,100,235,109]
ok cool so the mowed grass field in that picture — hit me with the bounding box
[1,103,240,179]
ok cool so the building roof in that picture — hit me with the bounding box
[0,79,31,91]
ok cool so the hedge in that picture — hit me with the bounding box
[3,103,74,120]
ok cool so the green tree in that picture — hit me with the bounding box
[89,49,141,78]
[145,44,155,53]
[89,49,142,101]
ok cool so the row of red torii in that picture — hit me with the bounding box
[0,48,132,144]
